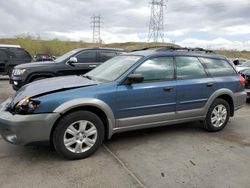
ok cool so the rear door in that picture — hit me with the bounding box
[175,56,215,118]
[0,49,9,74]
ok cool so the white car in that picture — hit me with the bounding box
[236,61,250,73]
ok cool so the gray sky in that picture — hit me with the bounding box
[0,0,250,50]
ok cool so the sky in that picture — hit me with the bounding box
[0,0,250,50]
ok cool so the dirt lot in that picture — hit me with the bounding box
[0,79,250,188]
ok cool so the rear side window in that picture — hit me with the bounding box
[100,51,117,62]
[134,57,174,82]
[176,57,207,79]
[0,50,8,59]
[8,48,30,59]
[76,50,96,63]
[201,58,236,77]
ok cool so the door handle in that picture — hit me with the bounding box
[89,65,97,68]
[163,86,173,91]
[207,82,214,87]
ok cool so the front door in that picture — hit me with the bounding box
[59,50,99,76]
[115,56,177,128]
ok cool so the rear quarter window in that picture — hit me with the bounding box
[201,58,236,77]
[8,48,31,59]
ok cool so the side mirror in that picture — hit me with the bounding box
[67,57,77,66]
[125,74,144,84]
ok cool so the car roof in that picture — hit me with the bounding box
[126,47,227,60]
[74,47,125,52]
[0,44,21,48]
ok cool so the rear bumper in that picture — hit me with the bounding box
[245,89,250,99]
[234,91,247,110]
[0,98,60,145]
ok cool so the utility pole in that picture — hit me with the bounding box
[148,0,166,42]
[91,15,102,44]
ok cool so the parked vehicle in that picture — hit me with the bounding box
[10,48,124,90]
[33,53,54,62]
[232,58,248,66]
[239,69,250,100]
[235,60,250,73]
[0,44,32,76]
[0,47,246,160]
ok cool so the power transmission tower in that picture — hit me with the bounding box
[91,15,102,44]
[148,0,166,42]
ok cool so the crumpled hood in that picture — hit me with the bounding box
[11,76,99,106]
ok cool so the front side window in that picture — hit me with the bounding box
[133,57,174,82]
[76,51,96,63]
[176,57,207,79]
[201,58,236,77]
[100,51,117,62]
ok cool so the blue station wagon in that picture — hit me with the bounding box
[0,47,247,160]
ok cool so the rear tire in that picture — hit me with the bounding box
[204,99,230,132]
[53,111,104,160]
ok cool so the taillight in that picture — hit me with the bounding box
[239,75,245,86]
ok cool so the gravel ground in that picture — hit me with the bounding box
[0,80,249,188]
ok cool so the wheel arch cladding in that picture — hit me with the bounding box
[216,94,234,117]
[50,99,116,142]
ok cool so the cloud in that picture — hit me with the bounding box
[0,0,249,50]
[178,38,250,50]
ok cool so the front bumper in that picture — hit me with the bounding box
[0,98,60,145]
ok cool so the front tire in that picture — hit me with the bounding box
[53,111,104,160]
[204,99,230,132]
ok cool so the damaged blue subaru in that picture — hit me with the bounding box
[0,47,247,160]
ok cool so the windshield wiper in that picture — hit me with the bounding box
[82,75,93,80]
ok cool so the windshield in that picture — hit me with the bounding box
[85,55,141,82]
[54,49,79,63]
[239,61,250,67]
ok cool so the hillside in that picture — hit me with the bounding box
[0,38,249,59]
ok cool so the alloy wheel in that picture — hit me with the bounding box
[63,120,98,153]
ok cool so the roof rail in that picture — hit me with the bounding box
[156,46,215,53]
[132,46,215,54]
[0,44,21,48]
[131,45,176,52]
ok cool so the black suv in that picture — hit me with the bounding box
[0,45,32,76]
[10,48,124,90]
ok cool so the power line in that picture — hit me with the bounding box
[91,15,102,44]
[148,0,166,43]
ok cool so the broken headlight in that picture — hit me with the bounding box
[15,96,40,114]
